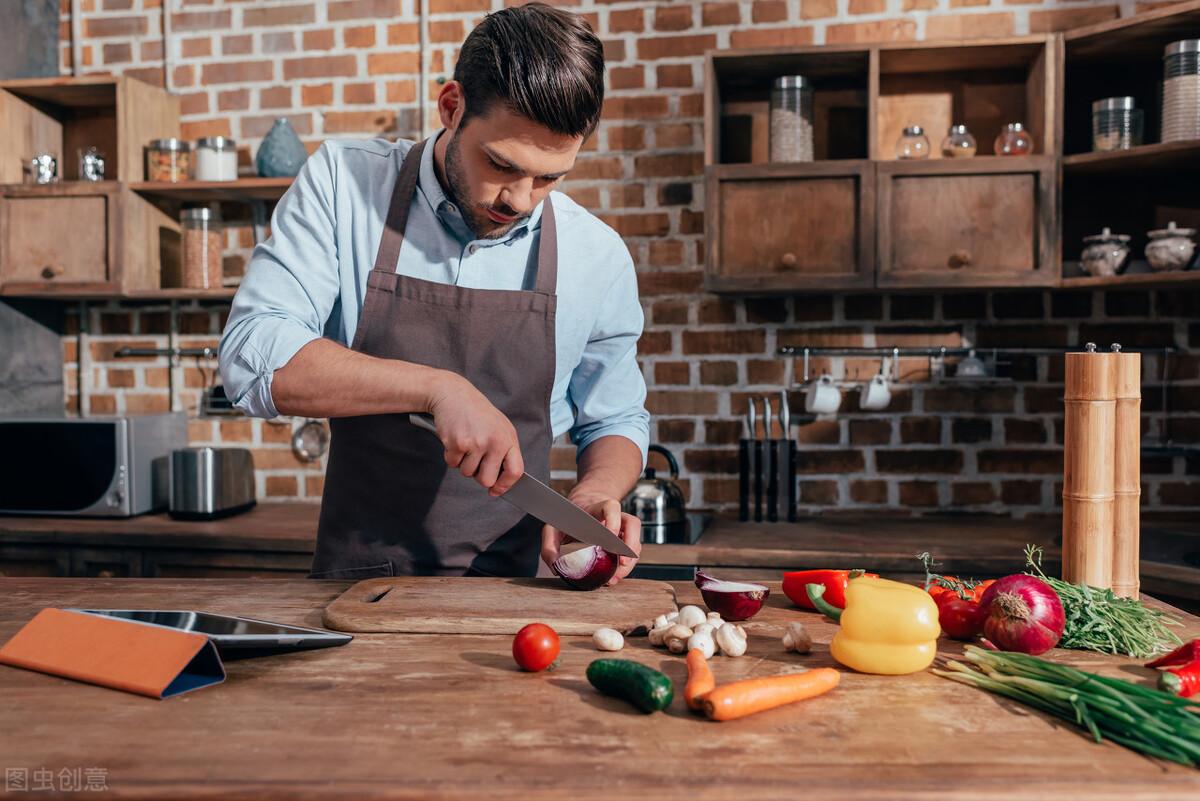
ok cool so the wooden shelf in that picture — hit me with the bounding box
[130,178,292,203]
[1060,266,1200,289]
[1064,140,1200,174]
[2,287,238,301]
[124,287,238,300]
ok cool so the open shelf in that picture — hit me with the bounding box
[130,178,292,203]
[1063,140,1200,174]
[124,288,238,301]
[1061,264,1200,288]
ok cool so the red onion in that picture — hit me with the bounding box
[978,574,1065,655]
[551,546,619,590]
[694,570,769,621]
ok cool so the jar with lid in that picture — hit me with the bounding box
[940,124,977,158]
[1092,97,1143,151]
[1162,40,1200,143]
[769,75,814,162]
[1080,227,1131,277]
[179,207,223,289]
[145,138,190,182]
[994,122,1033,156]
[895,125,930,160]
[194,136,238,181]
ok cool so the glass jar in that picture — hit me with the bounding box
[1092,97,1144,152]
[769,75,814,163]
[1162,40,1200,143]
[180,207,223,289]
[895,125,930,160]
[194,136,238,181]
[994,122,1033,156]
[940,124,977,158]
[145,138,190,182]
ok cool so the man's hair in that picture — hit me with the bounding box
[453,3,605,138]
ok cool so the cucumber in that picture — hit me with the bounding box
[586,659,674,713]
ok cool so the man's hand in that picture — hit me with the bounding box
[540,489,642,585]
[427,372,524,496]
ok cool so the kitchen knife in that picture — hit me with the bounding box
[408,414,637,559]
[752,398,763,523]
[764,396,777,523]
[747,398,758,523]
[738,415,750,523]
[780,389,797,523]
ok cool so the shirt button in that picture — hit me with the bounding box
[446,203,457,214]
[468,244,478,255]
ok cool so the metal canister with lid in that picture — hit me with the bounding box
[769,75,814,163]
[1163,40,1200,143]
[1092,97,1143,151]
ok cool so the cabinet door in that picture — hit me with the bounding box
[0,544,70,577]
[0,189,116,292]
[143,549,312,578]
[706,162,875,292]
[877,157,1057,288]
[70,547,143,578]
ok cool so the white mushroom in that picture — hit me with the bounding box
[692,622,715,637]
[707,611,724,624]
[653,614,670,630]
[664,624,694,654]
[678,605,707,629]
[782,622,812,654]
[688,628,716,659]
[648,624,671,647]
[593,627,624,652]
[715,622,748,657]
[666,610,680,623]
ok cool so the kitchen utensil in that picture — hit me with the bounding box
[859,373,892,411]
[1145,221,1196,271]
[779,389,796,523]
[78,147,105,181]
[1062,343,1117,590]
[805,374,841,414]
[764,396,778,522]
[753,399,764,523]
[408,413,637,559]
[1111,345,1141,599]
[1081,227,1132,277]
[168,447,256,520]
[26,153,57,184]
[738,415,750,523]
[995,122,1033,155]
[748,398,759,522]
[322,576,676,635]
[622,445,688,544]
[292,418,330,462]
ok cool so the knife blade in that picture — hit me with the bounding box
[408,414,637,559]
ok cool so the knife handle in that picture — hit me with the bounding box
[753,440,763,523]
[408,413,438,435]
[766,439,778,523]
[738,439,749,522]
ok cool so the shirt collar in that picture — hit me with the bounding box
[413,129,544,246]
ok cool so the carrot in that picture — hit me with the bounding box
[684,648,715,712]
[700,668,840,721]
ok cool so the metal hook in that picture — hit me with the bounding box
[802,348,810,384]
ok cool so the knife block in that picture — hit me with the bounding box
[1062,349,1117,589]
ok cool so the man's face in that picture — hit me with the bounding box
[442,102,583,239]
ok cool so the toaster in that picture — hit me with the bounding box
[169,447,256,520]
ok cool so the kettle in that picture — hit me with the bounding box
[623,444,688,544]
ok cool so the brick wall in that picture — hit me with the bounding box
[54,0,1200,515]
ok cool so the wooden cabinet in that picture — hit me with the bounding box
[0,544,70,577]
[705,162,874,292]
[70,547,143,578]
[876,157,1058,288]
[143,549,313,578]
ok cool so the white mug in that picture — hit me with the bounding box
[860,373,892,411]
[805,374,841,414]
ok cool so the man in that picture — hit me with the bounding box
[218,3,649,581]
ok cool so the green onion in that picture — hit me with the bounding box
[933,646,1200,767]
[1025,545,1182,659]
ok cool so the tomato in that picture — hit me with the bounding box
[935,594,987,640]
[512,623,560,672]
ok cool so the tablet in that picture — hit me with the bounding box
[66,609,352,660]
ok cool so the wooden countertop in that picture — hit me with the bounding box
[2,577,1198,800]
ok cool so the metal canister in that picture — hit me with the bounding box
[1162,40,1200,143]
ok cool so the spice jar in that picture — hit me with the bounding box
[1162,40,1200,143]
[193,136,238,182]
[769,75,814,163]
[180,207,223,289]
[1080,227,1131,277]
[994,122,1033,156]
[1092,97,1144,152]
[145,138,191,182]
[895,126,930,160]
[940,124,977,158]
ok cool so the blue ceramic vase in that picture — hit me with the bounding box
[256,118,307,177]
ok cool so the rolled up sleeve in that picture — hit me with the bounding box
[567,246,650,466]
[218,143,341,419]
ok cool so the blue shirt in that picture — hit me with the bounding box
[218,131,649,462]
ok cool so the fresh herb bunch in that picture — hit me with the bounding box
[935,646,1200,767]
[1025,545,1182,659]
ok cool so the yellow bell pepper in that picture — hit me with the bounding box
[806,577,940,675]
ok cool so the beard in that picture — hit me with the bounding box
[443,133,527,240]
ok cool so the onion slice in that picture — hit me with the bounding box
[694,569,769,621]
[551,546,619,591]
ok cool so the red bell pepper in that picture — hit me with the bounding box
[1158,660,1200,698]
[782,569,878,610]
[1145,639,1200,669]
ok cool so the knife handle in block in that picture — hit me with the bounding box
[738,439,750,522]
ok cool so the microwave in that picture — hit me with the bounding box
[0,413,187,517]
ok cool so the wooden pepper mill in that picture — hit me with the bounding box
[1062,343,1117,589]
[1111,344,1141,599]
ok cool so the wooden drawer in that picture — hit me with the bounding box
[877,156,1058,288]
[143,549,313,578]
[70,547,143,578]
[705,161,875,292]
[0,544,70,577]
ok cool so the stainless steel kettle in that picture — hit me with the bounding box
[623,444,688,544]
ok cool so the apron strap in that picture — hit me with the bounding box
[533,196,557,296]
[372,139,426,274]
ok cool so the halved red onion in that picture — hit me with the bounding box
[551,546,619,591]
[694,569,769,621]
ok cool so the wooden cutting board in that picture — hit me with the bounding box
[322,577,678,635]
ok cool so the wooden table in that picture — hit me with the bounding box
[2,577,1198,799]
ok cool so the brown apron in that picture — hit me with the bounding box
[310,138,557,579]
